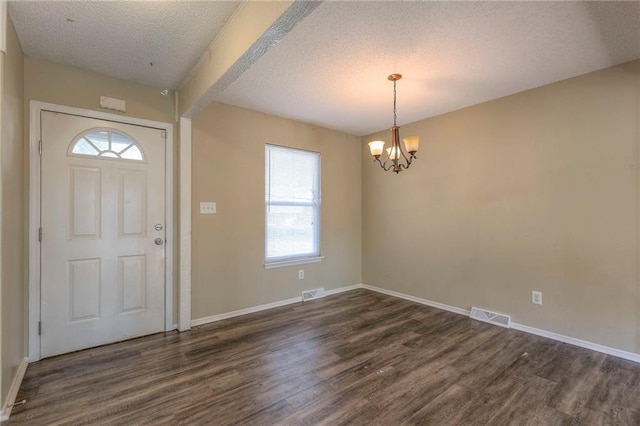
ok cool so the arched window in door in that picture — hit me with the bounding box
[68,129,145,162]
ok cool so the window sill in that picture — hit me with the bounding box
[264,256,324,270]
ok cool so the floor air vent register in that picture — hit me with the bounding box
[470,306,512,328]
[301,288,326,301]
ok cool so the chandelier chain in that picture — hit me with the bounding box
[393,80,397,126]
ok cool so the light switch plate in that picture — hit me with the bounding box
[200,202,216,214]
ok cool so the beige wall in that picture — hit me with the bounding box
[363,61,640,353]
[1,16,25,407]
[24,57,175,124]
[191,102,361,319]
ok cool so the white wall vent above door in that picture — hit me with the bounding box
[470,307,511,328]
[302,288,325,301]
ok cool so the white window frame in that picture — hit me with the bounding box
[264,144,323,269]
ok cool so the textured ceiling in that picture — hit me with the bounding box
[8,0,239,90]
[217,1,640,136]
[8,1,640,136]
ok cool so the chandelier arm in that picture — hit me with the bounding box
[379,148,415,173]
[405,154,418,170]
[405,154,415,168]
[381,160,396,172]
[393,145,412,172]
[396,153,415,171]
[399,146,410,163]
[374,157,396,172]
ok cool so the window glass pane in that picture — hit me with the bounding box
[120,145,143,161]
[110,132,133,153]
[72,138,99,155]
[266,147,318,203]
[69,130,145,162]
[266,205,316,259]
[265,145,320,262]
[84,131,109,151]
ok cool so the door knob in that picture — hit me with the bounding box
[154,238,164,246]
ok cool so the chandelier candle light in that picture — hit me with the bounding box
[368,74,420,174]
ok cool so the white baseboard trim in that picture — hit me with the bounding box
[191,296,302,327]
[191,284,366,328]
[325,283,363,296]
[1,357,29,421]
[362,283,640,364]
[511,322,640,363]
[362,284,470,316]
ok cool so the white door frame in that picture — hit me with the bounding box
[178,117,191,332]
[29,101,175,361]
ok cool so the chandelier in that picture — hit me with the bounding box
[368,74,420,174]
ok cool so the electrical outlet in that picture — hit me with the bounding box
[298,270,304,280]
[532,291,543,305]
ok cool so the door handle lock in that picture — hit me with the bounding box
[154,224,163,231]
[154,237,164,246]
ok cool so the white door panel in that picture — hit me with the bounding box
[41,111,166,357]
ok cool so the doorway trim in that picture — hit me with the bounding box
[178,117,191,332]
[28,101,174,361]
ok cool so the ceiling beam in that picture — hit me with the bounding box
[178,0,322,118]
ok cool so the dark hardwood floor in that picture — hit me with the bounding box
[7,289,640,425]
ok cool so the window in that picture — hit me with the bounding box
[69,129,145,162]
[265,145,321,268]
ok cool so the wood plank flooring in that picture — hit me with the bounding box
[7,289,640,425]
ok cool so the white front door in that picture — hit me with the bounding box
[40,111,166,358]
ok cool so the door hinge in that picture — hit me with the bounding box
[38,321,42,335]
[38,227,42,242]
[39,140,42,156]
[161,130,166,139]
